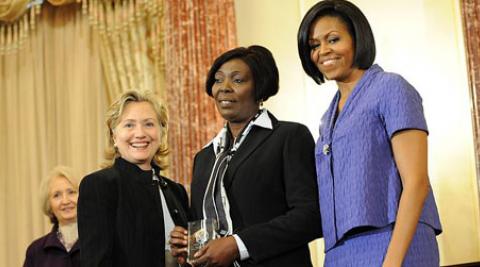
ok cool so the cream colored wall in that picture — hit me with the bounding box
[235,0,480,266]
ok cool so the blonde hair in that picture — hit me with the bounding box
[104,90,169,169]
[39,166,79,224]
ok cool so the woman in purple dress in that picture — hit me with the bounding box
[297,0,442,266]
[24,166,80,267]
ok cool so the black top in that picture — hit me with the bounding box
[78,157,189,267]
[23,226,80,267]
[191,113,322,267]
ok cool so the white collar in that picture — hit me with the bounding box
[253,109,273,130]
[204,109,273,153]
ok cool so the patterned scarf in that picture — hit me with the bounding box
[202,110,263,236]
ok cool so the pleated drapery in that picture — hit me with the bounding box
[0,1,239,266]
[84,0,166,103]
[0,1,42,54]
[0,4,106,267]
[0,0,79,54]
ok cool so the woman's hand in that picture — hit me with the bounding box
[169,226,188,265]
[191,236,239,267]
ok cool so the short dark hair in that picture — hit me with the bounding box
[206,45,279,102]
[297,0,376,84]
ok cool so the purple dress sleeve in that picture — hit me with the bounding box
[379,75,428,138]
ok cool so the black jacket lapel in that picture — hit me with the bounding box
[224,114,278,188]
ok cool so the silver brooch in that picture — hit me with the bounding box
[323,144,330,155]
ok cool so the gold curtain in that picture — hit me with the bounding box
[0,0,79,56]
[47,0,78,5]
[83,0,166,103]
[0,4,106,267]
[0,1,238,265]
[0,0,29,21]
[0,1,42,55]
[164,0,237,186]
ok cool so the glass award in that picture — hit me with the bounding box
[187,218,218,264]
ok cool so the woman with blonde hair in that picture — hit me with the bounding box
[24,166,80,267]
[78,90,189,267]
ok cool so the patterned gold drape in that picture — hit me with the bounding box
[47,0,78,5]
[0,0,79,55]
[1,0,237,186]
[0,0,29,21]
[163,0,237,187]
[461,0,480,187]
[0,1,41,55]
[1,0,166,101]
[83,0,166,103]
[1,2,239,264]
[0,4,106,266]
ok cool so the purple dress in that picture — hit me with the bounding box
[315,65,442,266]
[23,226,79,267]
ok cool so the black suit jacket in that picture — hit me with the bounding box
[191,113,322,267]
[78,157,189,267]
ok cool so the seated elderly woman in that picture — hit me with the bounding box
[24,166,80,267]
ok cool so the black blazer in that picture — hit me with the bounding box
[191,113,322,267]
[78,157,189,267]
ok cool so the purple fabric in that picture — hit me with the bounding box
[324,223,439,267]
[315,64,442,251]
[23,227,80,267]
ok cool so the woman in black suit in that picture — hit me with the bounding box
[78,90,189,267]
[170,45,321,267]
